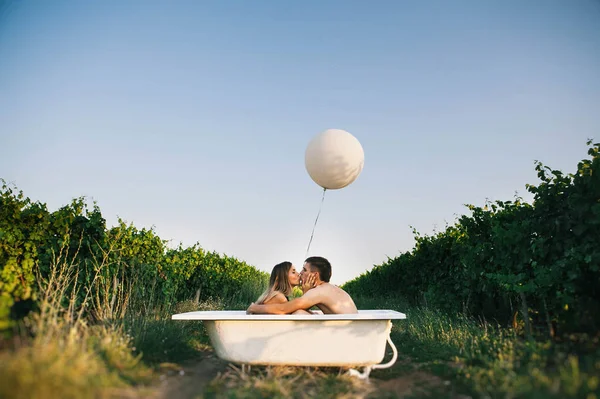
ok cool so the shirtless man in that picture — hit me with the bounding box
[246,256,358,315]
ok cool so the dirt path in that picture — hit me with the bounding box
[152,352,229,399]
[373,371,446,397]
[121,351,465,399]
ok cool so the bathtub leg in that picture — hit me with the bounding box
[347,333,399,382]
[347,366,372,381]
[241,364,252,374]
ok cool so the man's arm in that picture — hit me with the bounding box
[248,289,323,314]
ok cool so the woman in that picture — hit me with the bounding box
[255,261,301,305]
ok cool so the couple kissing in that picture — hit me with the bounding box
[246,256,358,315]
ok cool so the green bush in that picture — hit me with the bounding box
[0,179,269,330]
[344,141,600,336]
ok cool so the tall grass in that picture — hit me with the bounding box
[123,281,266,366]
[0,232,269,399]
[3,232,596,399]
[354,296,600,399]
[0,242,153,399]
[124,299,224,366]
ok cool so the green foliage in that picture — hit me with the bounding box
[344,141,600,336]
[0,180,269,330]
[0,233,153,399]
[0,175,270,398]
[0,181,49,329]
[125,299,226,366]
[354,296,600,399]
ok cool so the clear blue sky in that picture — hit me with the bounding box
[1,1,599,284]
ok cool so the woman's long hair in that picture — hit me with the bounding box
[256,261,293,304]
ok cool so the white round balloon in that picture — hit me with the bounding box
[305,129,365,190]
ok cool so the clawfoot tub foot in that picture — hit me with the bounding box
[347,333,398,382]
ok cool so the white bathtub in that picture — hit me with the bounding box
[172,309,406,379]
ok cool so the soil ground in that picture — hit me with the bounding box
[124,349,465,399]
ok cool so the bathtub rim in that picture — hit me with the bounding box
[171,309,406,321]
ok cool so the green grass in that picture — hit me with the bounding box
[3,290,598,399]
[133,294,598,399]
[2,245,598,399]
[0,322,154,399]
[0,225,271,399]
[0,250,154,399]
[354,296,600,399]
[124,299,221,366]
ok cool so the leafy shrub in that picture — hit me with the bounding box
[344,141,600,336]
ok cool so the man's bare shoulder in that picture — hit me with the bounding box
[311,283,358,314]
[302,285,326,296]
[319,283,348,293]
[311,283,351,301]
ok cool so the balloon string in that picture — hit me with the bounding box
[305,188,327,259]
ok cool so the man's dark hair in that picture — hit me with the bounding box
[304,256,332,282]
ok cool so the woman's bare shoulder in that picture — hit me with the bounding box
[263,292,288,305]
